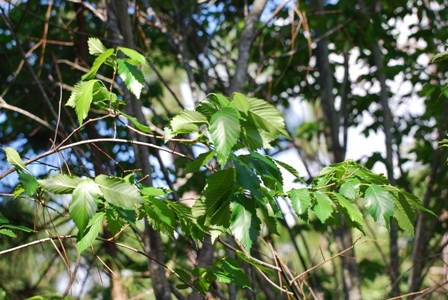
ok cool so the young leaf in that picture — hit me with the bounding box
[210,106,241,166]
[364,184,394,230]
[140,186,169,197]
[38,174,83,194]
[118,47,147,65]
[230,195,261,253]
[1,224,35,233]
[118,110,153,134]
[184,150,216,174]
[82,48,115,80]
[311,191,334,223]
[95,174,143,208]
[77,212,105,254]
[87,37,107,55]
[4,147,28,172]
[70,178,101,237]
[18,171,39,195]
[66,80,98,125]
[213,258,252,289]
[340,180,360,201]
[170,110,208,134]
[289,188,311,216]
[0,229,16,238]
[117,59,145,99]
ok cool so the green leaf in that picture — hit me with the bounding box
[38,174,83,194]
[18,171,39,195]
[207,93,230,108]
[364,184,394,230]
[431,50,448,63]
[170,110,208,134]
[140,187,169,197]
[257,204,279,235]
[232,156,263,199]
[185,150,216,174]
[210,106,241,166]
[0,211,8,224]
[118,110,153,134]
[144,199,176,237]
[87,37,107,55]
[192,267,215,294]
[240,120,269,150]
[82,48,115,80]
[13,184,25,199]
[340,180,360,201]
[106,205,136,235]
[66,80,98,125]
[311,191,334,223]
[1,224,35,233]
[117,59,145,99]
[95,175,143,208]
[4,147,28,172]
[232,92,250,114]
[246,97,290,139]
[118,47,147,65]
[70,178,101,237]
[230,195,260,253]
[0,229,16,238]
[331,193,364,231]
[213,258,252,289]
[77,212,105,254]
[236,251,274,274]
[244,152,283,192]
[272,158,302,180]
[289,188,311,216]
[196,102,217,120]
[92,87,118,104]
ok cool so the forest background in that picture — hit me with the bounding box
[0,0,448,299]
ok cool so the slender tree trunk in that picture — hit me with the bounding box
[106,1,172,299]
[313,0,361,299]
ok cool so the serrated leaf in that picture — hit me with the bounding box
[77,212,105,254]
[311,191,334,223]
[240,120,269,150]
[38,174,83,194]
[331,193,364,231]
[174,268,191,283]
[232,156,263,199]
[213,258,252,289]
[170,110,208,134]
[117,59,144,99]
[87,37,107,55]
[140,187,168,197]
[95,175,143,208]
[207,93,230,108]
[66,80,98,125]
[192,267,215,294]
[364,184,394,230]
[118,110,153,133]
[185,150,216,174]
[144,199,176,237]
[118,47,146,64]
[340,180,360,201]
[18,171,39,195]
[236,251,274,274]
[0,229,16,238]
[210,106,241,166]
[1,224,35,233]
[82,48,114,80]
[70,178,100,237]
[272,158,301,180]
[289,188,311,216]
[0,211,8,224]
[431,50,448,63]
[4,147,28,172]
[244,152,283,193]
[247,97,290,139]
[13,184,25,199]
[92,87,118,104]
[232,92,250,114]
[196,102,217,120]
[257,204,279,235]
[230,195,260,253]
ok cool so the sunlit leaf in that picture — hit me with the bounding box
[213,258,252,289]
[364,184,394,230]
[232,92,250,114]
[170,110,208,134]
[18,171,39,195]
[210,106,241,166]
[87,37,107,55]
[117,59,145,99]
[82,48,114,80]
[331,193,364,231]
[118,47,147,65]
[289,188,311,216]
[230,195,260,253]
[311,191,334,223]
[95,174,143,208]
[0,229,16,238]
[4,147,28,172]
[38,174,83,194]
[340,180,360,201]
[118,110,153,133]
[207,93,230,108]
[77,212,105,254]
[70,178,101,237]
[185,150,216,174]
